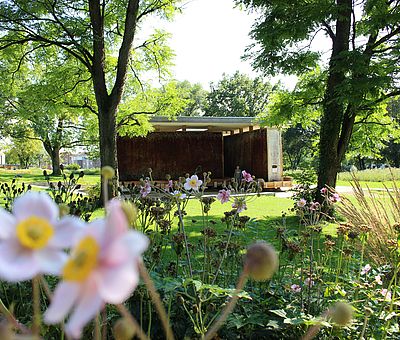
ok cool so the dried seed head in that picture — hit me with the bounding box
[101,166,115,180]
[113,318,136,340]
[245,241,278,281]
[329,302,353,326]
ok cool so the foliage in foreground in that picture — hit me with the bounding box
[0,170,399,339]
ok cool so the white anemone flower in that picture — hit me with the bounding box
[184,175,203,191]
[0,191,84,282]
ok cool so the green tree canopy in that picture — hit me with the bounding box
[204,71,272,117]
[0,0,182,195]
[236,0,400,192]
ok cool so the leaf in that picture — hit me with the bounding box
[269,309,287,318]
[266,320,280,329]
[283,317,305,325]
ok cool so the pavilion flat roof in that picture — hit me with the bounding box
[150,116,261,133]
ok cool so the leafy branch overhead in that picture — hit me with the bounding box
[237,0,400,190]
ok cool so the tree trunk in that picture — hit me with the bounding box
[50,147,61,176]
[317,0,352,194]
[98,103,118,198]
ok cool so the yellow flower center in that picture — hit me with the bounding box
[190,179,197,187]
[16,216,54,250]
[63,236,99,282]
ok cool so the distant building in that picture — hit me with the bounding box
[0,152,5,165]
[62,151,100,169]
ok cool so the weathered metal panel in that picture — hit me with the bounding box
[223,130,268,179]
[117,132,224,181]
[266,128,283,181]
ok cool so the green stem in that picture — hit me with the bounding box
[32,276,41,336]
[116,304,150,340]
[0,298,29,334]
[204,269,248,340]
[139,262,175,340]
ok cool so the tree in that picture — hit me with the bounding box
[204,71,272,117]
[380,98,400,167]
[176,81,208,116]
[283,124,317,170]
[0,50,97,175]
[236,0,400,191]
[5,137,43,169]
[0,0,181,195]
[267,68,400,172]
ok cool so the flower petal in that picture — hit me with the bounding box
[65,280,103,339]
[13,192,58,223]
[35,248,68,275]
[106,200,129,239]
[0,208,16,239]
[103,231,148,265]
[96,264,139,304]
[50,216,85,248]
[44,282,80,324]
[0,240,39,281]
[74,219,105,248]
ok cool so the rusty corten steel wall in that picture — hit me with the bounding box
[117,132,224,180]
[223,129,267,179]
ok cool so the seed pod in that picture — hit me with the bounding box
[101,166,115,180]
[329,302,353,326]
[113,318,136,340]
[244,241,278,281]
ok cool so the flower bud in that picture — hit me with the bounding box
[244,241,278,281]
[364,306,373,316]
[113,318,136,340]
[101,166,115,180]
[120,201,138,227]
[101,165,115,180]
[329,302,353,326]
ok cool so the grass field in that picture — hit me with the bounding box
[0,168,100,188]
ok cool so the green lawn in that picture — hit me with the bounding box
[336,180,400,188]
[0,168,100,188]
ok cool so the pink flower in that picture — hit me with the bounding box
[291,284,301,293]
[310,202,321,211]
[167,180,173,189]
[140,181,151,198]
[217,189,231,204]
[361,264,371,275]
[232,197,247,213]
[297,198,307,208]
[172,190,187,200]
[330,193,341,203]
[320,187,328,195]
[241,170,253,183]
[380,289,392,301]
[184,175,203,191]
[375,275,383,285]
[44,200,149,339]
[304,277,314,288]
[0,192,84,282]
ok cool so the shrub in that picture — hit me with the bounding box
[65,163,80,170]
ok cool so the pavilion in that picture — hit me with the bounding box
[117,116,290,189]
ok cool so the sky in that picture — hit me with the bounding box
[142,0,333,90]
[144,0,265,89]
